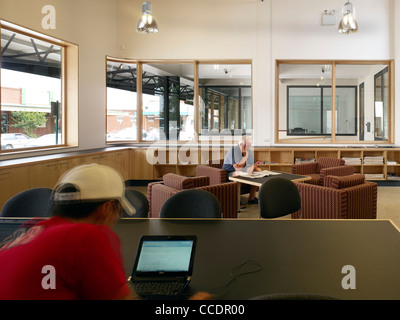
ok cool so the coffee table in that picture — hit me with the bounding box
[228,171,311,212]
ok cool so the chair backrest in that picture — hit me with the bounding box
[123,189,149,218]
[317,157,345,171]
[259,178,301,219]
[160,189,221,218]
[0,188,53,218]
[206,159,224,169]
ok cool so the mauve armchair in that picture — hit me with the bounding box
[292,157,354,185]
[147,173,238,218]
[292,174,377,220]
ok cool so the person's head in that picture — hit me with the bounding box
[238,136,252,152]
[51,163,136,225]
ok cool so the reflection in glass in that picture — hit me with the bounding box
[374,67,389,141]
[278,62,392,144]
[106,61,138,142]
[1,28,62,149]
[287,87,322,135]
[142,63,194,141]
[198,63,252,138]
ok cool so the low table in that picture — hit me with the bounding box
[229,171,311,213]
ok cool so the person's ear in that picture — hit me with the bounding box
[92,201,115,224]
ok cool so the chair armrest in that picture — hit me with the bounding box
[148,183,179,218]
[319,165,354,185]
[163,173,194,190]
[345,181,377,219]
[195,182,238,218]
[293,182,346,219]
[292,162,318,175]
[147,181,164,204]
[196,165,227,185]
[192,176,210,188]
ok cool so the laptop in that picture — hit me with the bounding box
[128,235,197,300]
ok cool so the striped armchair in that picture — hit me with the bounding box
[195,160,251,195]
[292,174,377,219]
[148,173,238,218]
[292,157,354,185]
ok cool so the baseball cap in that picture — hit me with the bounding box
[52,163,136,216]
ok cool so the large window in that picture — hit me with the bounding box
[1,24,60,151]
[276,61,394,144]
[0,21,78,153]
[106,59,252,143]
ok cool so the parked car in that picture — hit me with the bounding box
[108,127,137,141]
[24,133,62,147]
[1,133,31,150]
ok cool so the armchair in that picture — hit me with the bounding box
[292,157,354,185]
[148,173,238,218]
[196,160,251,196]
[292,174,377,219]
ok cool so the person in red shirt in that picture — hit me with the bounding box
[0,163,136,300]
[0,163,213,301]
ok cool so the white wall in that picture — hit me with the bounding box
[0,0,118,156]
[0,0,397,154]
[117,0,396,146]
[270,0,395,145]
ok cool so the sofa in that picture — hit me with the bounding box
[292,157,354,185]
[292,174,377,219]
[147,173,238,218]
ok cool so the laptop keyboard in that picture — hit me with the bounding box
[131,280,185,296]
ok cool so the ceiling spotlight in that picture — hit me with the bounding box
[136,1,159,34]
[338,1,359,34]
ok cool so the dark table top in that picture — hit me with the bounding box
[114,218,400,300]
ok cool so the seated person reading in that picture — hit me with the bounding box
[222,136,260,204]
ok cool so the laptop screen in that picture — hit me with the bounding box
[137,240,194,272]
[132,235,197,276]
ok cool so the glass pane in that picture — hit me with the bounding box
[335,87,356,135]
[198,63,252,139]
[142,63,194,141]
[288,87,321,135]
[334,64,389,142]
[373,67,389,141]
[278,63,332,142]
[106,61,138,142]
[1,28,62,149]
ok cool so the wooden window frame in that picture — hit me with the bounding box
[275,60,394,145]
[105,58,253,145]
[0,20,78,155]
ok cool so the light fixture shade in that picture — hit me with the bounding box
[136,1,158,34]
[338,1,358,34]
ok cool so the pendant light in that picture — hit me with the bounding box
[136,1,158,34]
[338,1,359,34]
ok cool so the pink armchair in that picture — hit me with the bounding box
[292,174,377,219]
[148,173,238,218]
[292,157,354,185]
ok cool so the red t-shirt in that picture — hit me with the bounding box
[0,217,130,300]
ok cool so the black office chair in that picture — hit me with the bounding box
[258,177,301,219]
[122,189,149,218]
[0,188,53,218]
[160,189,222,218]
